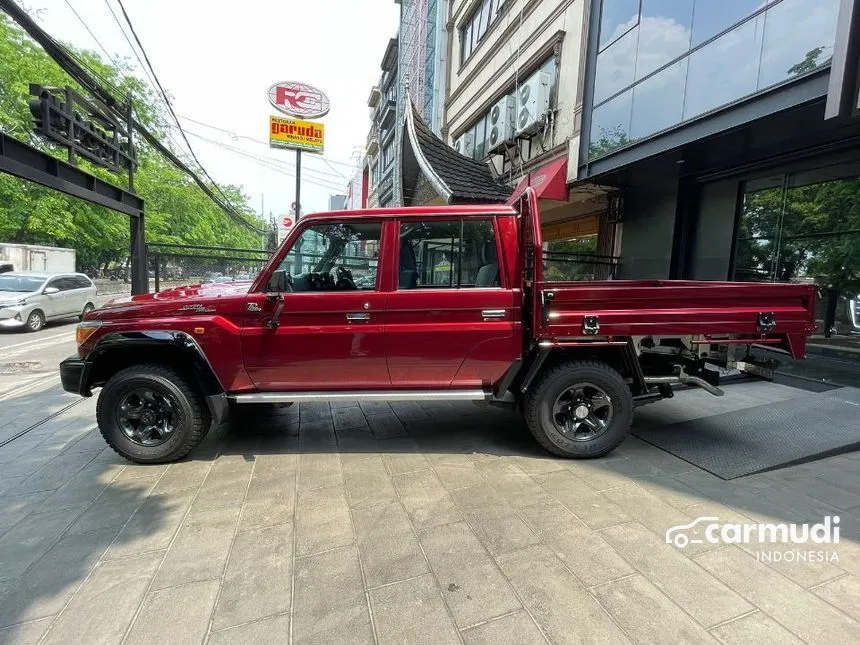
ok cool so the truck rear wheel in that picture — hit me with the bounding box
[525,360,633,458]
[96,364,212,463]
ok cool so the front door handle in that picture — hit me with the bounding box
[481,309,506,320]
[346,312,371,322]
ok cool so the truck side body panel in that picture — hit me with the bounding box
[536,280,816,358]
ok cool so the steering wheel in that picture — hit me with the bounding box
[307,273,323,291]
[284,272,294,292]
[335,266,356,290]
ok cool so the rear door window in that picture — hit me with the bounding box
[398,219,499,289]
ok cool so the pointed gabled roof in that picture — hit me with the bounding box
[402,100,512,204]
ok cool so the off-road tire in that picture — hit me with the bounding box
[25,309,45,332]
[525,360,633,458]
[96,364,211,463]
[79,302,95,321]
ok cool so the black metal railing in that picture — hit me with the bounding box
[147,243,272,292]
[542,251,621,281]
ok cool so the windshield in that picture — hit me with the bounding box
[0,275,44,292]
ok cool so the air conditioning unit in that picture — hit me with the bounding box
[453,131,474,158]
[486,95,515,153]
[516,71,551,136]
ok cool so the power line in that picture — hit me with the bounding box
[63,1,193,156]
[98,0,200,169]
[184,131,349,191]
[0,0,266,235]
[179,127,352,182]
[176,114,356,175]
[101,0,157,100]
[113,0,251,222]
[63,0,117,68]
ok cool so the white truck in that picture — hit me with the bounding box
[0,242,76,273]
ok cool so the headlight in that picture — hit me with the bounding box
[76,320,102,345]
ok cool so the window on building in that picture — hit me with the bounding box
[473,114,488,160]
[382,143,395,169]
[279,222,381,291]
[598,0,640,50]
[461,0,507,64]
[589,90,633,159]
[733,169,860,335]
[588,0,840,160]
[630,58,686,139]
[384,83,397,104]
[634,0,693,80]
[456,56,558,160]
[690,0,762,47]
[398,219,498,289]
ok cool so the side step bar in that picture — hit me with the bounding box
[229,390,492,404]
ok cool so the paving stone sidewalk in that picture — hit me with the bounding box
[0,380,859,644]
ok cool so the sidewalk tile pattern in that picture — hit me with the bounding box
[0,381,857,644]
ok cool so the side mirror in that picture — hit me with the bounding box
[43,286,60,295]
[267,269,288,292]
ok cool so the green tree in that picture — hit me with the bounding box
[736,177,860,334]
[787,47,825,77]
[588,124,631,160]
[0,14,265,270]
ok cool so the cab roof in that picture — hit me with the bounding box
[301,204,518,222]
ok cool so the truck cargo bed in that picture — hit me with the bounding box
[536,280,817,358]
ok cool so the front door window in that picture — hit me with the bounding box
[278,222,382,291]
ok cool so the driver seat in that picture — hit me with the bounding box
[399,241,418,289]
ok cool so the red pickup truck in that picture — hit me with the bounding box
[60,189,817,463]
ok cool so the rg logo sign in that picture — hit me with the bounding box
[268,82,330,119]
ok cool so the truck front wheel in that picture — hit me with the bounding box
[96,364,212,463]
[525,360,633,458]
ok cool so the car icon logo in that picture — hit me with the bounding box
[665,517,719,548]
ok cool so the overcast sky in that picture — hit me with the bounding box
[26,0,400,219]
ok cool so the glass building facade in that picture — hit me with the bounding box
[588,0,841,159]
[734,166,860,334]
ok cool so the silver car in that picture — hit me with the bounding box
[0,272,98,332]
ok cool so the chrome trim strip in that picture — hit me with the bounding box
[229,390,491,403]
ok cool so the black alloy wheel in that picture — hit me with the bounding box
[526,360,634,458]
[551,382,614,442]
[117,388,178,446]
[96,364,212,463]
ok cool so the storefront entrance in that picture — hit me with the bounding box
[732,162,860,342]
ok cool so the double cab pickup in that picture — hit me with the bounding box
[60,189,817,463]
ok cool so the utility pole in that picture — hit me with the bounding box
[295,149,302,222]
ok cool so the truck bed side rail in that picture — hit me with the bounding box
[534,279,817,359]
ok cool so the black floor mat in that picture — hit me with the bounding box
[633,387,860,479]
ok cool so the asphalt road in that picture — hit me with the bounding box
[0,318,79,400]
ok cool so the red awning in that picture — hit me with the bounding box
[507,156,569,204]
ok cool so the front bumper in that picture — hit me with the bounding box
[0,317,25,328]
[59,355,93,396]
[0,307,26,327]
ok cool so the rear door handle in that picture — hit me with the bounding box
[346,312,371,322]
[481,309,506,320]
